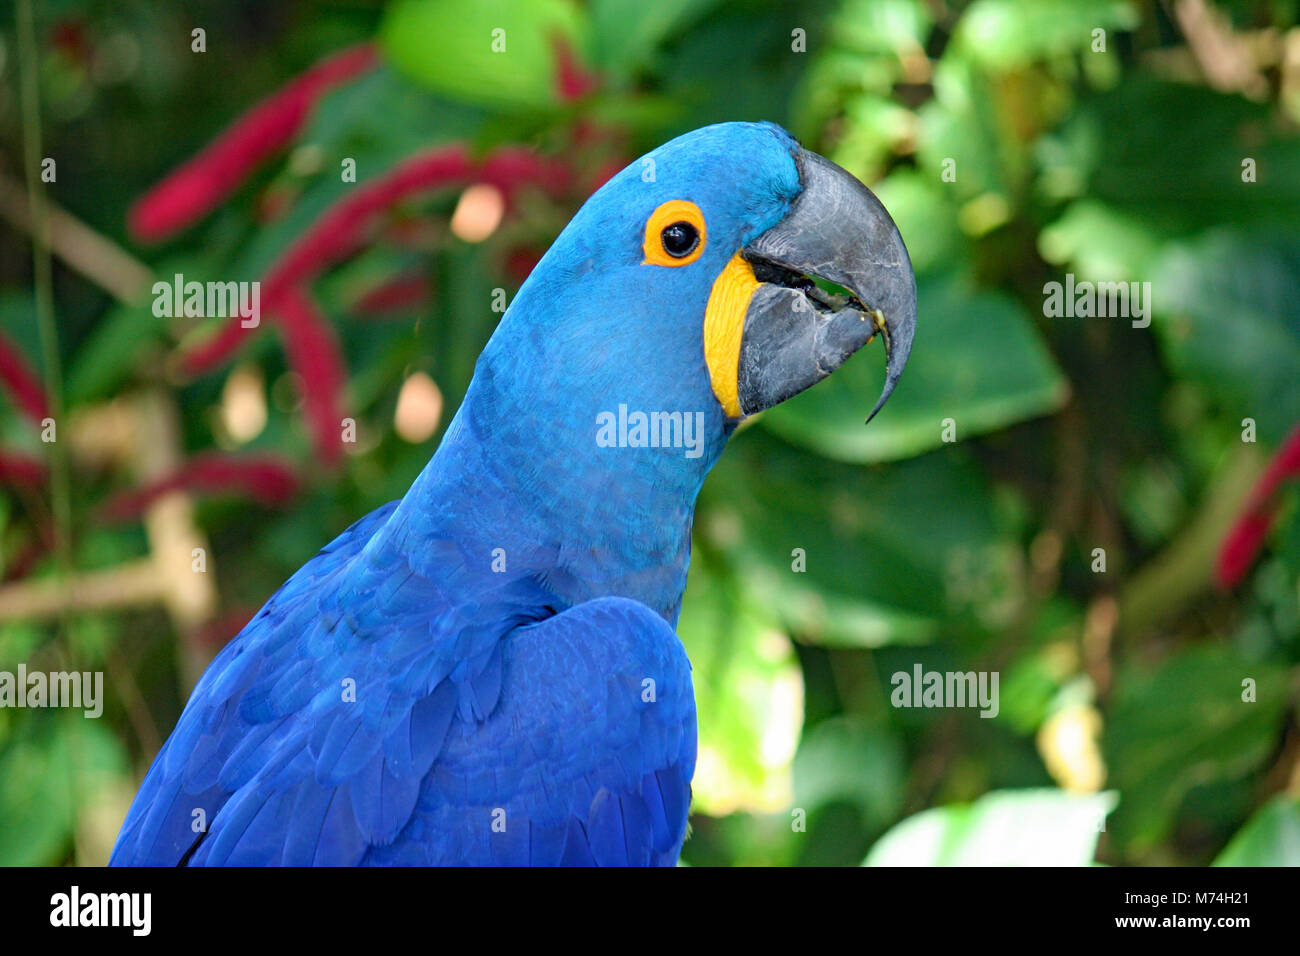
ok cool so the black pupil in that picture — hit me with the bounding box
[661,221,699,258]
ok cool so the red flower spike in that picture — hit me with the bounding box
[99,453,300,522]
[51,19,91,66]
[504,248,543,285]
[276,288,347,466]
[2,535,50,584]
[478,148,571,210]
[128,43,379,243]
[177,144,569,376]
[176,317,263,377]
[0,332,49,424]
[353,272,433,316]
[587,157,627,193]
[194,607,259,649]
[552,34,599,102]
[1216,421,1300,588]
[254,148,474,320]
[0,451,46,489]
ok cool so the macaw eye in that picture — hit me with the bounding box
[642,200,707,266]
[661,222,700,258]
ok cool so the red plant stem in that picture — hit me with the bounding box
[552,34,598,101]
[98,453,300,521]
[193,607,259,649]
[177,144,568,375]
[275,287,347,465]
[1216,421,1300,587]
[128,43,380,242]
[0,332,48,423]
[353,272,433,316]
[0,451,46,488]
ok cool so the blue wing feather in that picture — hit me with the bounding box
[109,496,695,867]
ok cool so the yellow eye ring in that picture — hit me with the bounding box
[642,200,707,267]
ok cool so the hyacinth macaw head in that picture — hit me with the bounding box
[467,121,916,475]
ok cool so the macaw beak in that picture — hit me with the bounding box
[730,149,917,422]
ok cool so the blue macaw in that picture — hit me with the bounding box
[110,121,915,866]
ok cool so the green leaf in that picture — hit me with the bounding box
[917,58,1009,203]
[869,170,968,276]
[951,0,1137,68]
[0,732,70,866]
[826,93,917,183]
[1213,795,1300,866]
[298,65,489,164]
[676,553,803,814]
[587,0,723,78]
[64,299,166,406]
[830,0,933,55]
[760,272,1069,463]
[1104,645,1291,854]
[1060,80,1300,232]
[864,788,1117,865]
[0,622,43,674]
[0,718,127,866]
[379,0,587,110]
[793,716,905,827]
[1150,230,1300,445]
[650,6,807,133]
[1038,199,1171,282]
[700,431,1017,646]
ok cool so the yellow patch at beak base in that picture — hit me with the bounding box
[703,252,761,418]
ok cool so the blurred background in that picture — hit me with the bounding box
[1,0,1299,866]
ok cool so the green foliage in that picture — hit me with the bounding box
[864,789,1117,866]
[0,716,127,866]
[1213,795,1300,865]
[380,0,586,110]
[1154,231,1300,444]
[763,272,1069,462]
[794,715,906,828]
[1104,646,1290,853]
